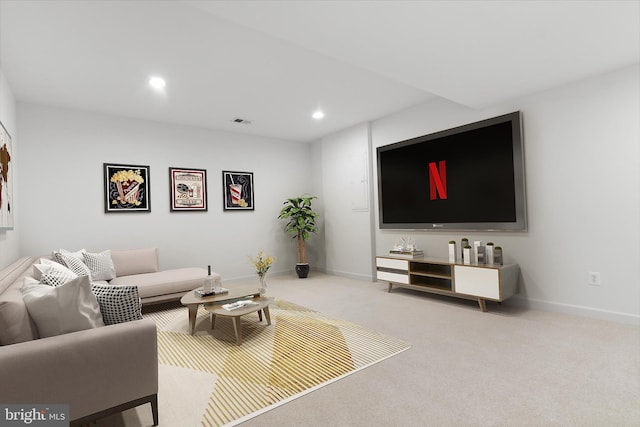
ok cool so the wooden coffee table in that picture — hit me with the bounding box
[205,296,273,345]
[180,286,261,334]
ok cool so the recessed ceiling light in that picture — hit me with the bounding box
[312,110,325,120]
[149,77,166,89]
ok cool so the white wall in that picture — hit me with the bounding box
[16,104,316,280]
[316,123,375,280]
[370,64,640,323]
[0,69,20,267]
[6,64,639,323]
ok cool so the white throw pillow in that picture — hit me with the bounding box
[33,259,78,287]
[83,250,116,281]
[21,275,105,338]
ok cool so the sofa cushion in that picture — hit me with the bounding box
[52,247,86,265]
[33,259,78,287]
[0,257,39,345]
[0,256,36,295]
[109,267,208,299]
[21,275,105,338]
[0,285,38,345]
[91,284,143,325]
[111,248,159,277]
[83,250,116,281]
[57,252,92,278]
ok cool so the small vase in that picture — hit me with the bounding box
[258,274,267,296]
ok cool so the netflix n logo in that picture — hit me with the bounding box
[428,160,447,200]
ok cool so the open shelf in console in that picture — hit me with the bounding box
[409,261,452,280]
[408,274,452,291]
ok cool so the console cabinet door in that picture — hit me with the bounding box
[454,266,500,299]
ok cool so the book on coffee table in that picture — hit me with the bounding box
[194,288,229,297]
[222,300,259,311]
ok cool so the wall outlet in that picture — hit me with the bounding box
[587,272,601,286]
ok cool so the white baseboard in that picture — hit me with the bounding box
[324,268,373,282]
[511,296,640,325]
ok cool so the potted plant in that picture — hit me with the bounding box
[277,195,319,278]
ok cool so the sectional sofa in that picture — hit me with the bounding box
[0,247,213,425]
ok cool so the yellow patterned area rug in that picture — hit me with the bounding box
[144,299,411,426]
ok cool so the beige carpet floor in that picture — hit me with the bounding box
[99,273,640,426]
[98,292,410,426]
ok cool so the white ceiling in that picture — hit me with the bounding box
[1,1,638,142]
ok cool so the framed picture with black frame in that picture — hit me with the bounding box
[169,167,208,211]
[222,171,254,211]
[103,163,151,213]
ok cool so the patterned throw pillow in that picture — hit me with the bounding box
[58,253,92,278]
[83,250,116,281]
[91,284,142,325]
[33,260,78,287]
[52,248,86,265]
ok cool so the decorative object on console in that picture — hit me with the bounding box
[461,238,469,262]
[169,167,208,212]
[486,242,495,265]
[448,241,456,263]
[494,246,503,265]
[222,171,254,210]
[388,249,424,259]
[389,236,423,259]
[473,241,483,264]
[278,195,318,278]
[104,163,151,213]
[463,246,472,265]
[250,250,275,295]
[0,120,13,230]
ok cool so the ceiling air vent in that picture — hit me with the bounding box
[231,117,252,124]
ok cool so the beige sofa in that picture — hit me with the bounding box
[0,256,158,425]
[108,247,211,305]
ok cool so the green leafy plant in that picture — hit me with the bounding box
[277,195,319,264]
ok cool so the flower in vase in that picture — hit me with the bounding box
[249,250,275,277]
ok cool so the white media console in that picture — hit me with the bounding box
[376,256,519,312]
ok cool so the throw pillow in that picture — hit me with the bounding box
[91,284,142,325]
[52,248,86,265]
[21,275,105,338]
[83,250,116,281]
[58,253,92,278]
[33,259,78,287]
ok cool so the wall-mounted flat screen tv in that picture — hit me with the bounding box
[377,111,527,231]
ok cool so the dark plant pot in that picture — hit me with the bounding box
[295,263,310,278]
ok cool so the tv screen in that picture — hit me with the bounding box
[377,112,527,231]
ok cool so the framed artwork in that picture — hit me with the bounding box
[103,163,151,213]
[169,167,208,211]
[0,121,13,230]
[222,171,254,211]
